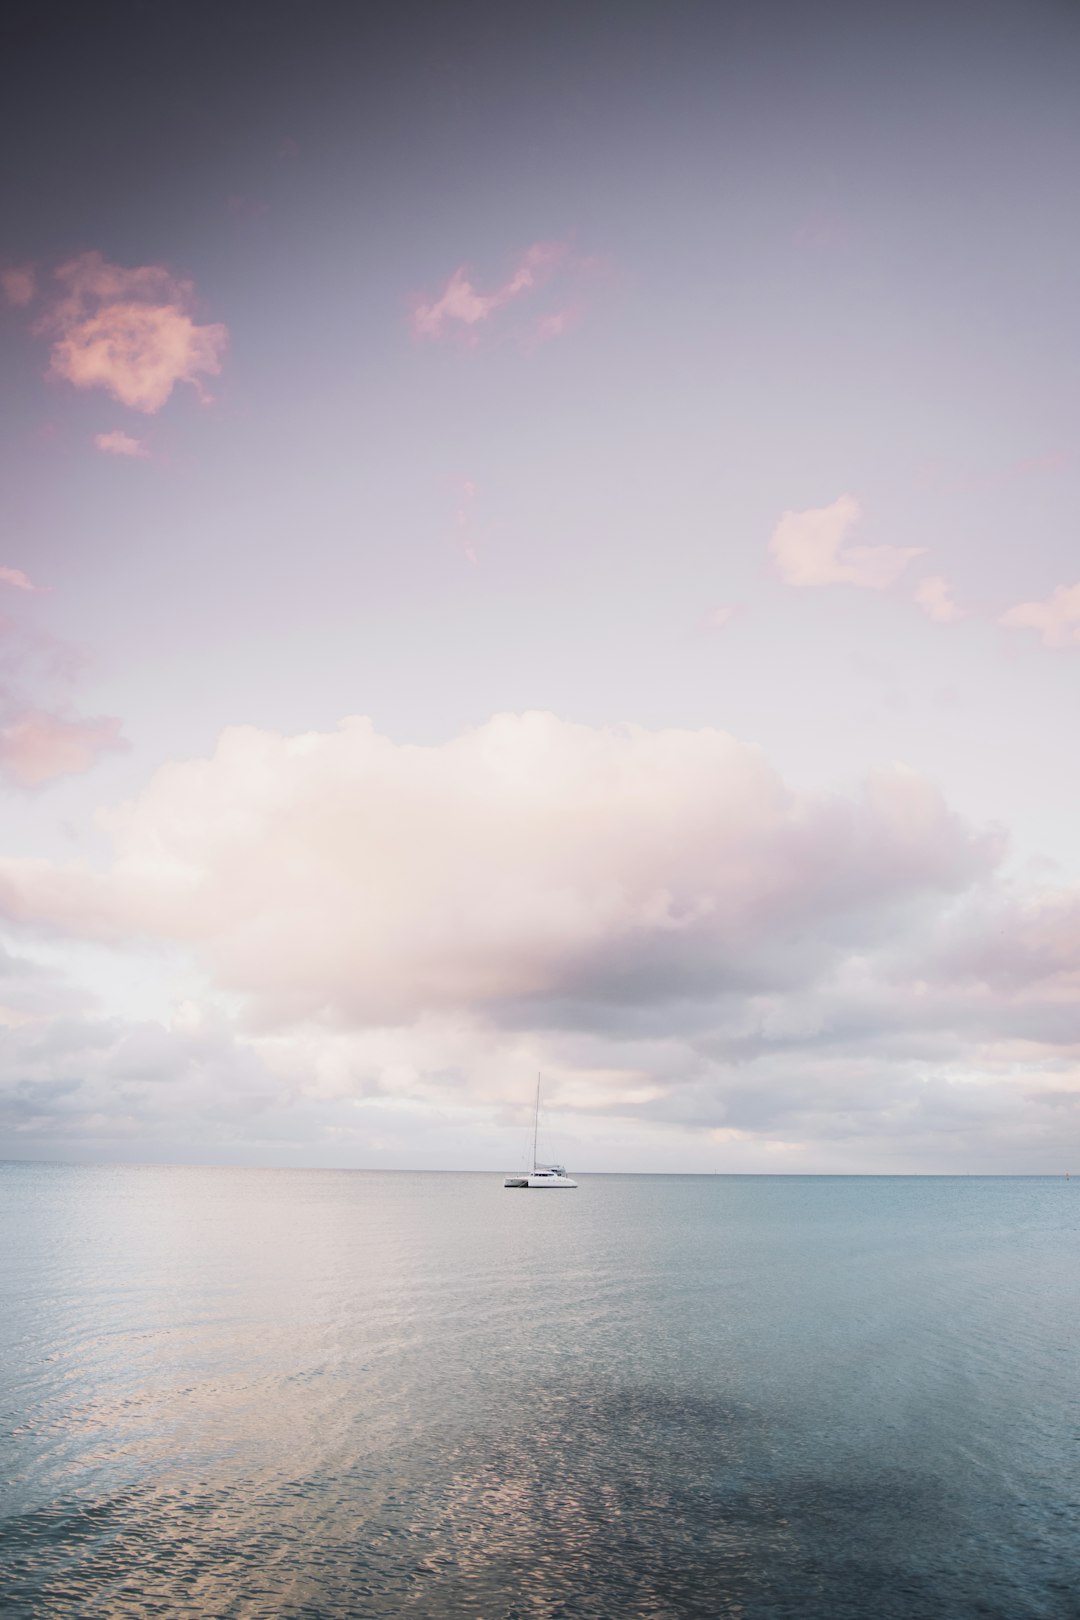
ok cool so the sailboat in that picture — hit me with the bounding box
[504,1074,578,1188]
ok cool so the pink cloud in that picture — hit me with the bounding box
[915,446,1074,499]
[1009,448,1072,479]
[769,495,925,590]
[0,568,123,790]
[412,242,569,340]
[414,268,495,335]
[2,266,35,307]
[94,429,149,458]
[914,575,965,623]
[0,566,39,593]
[36,252,227,414]
[531,303,584,347]
[1000,581,1080,648]
[0,710,125,787]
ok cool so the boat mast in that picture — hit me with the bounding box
[532,1072,541,1172]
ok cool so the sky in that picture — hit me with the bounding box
[2,0,1080,1172]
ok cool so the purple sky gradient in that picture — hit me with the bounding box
[1,0,1079,1169]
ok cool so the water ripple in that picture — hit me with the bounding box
[2,1167,1078,1617]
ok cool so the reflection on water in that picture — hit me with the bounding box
[1,1167,1078,1617]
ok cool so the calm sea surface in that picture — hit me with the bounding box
[1,1167,1078,1618]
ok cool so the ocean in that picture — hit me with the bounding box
[1,1165,1077,1617]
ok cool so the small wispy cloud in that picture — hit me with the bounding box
[0,710,126,788]
[94,429,149,458]
[1000,581,1080,648]
[916,446,1074,498]
[0,566,39,593]
[531,304,582,346]
[0,571,123,788]
[411,242,610,351]
[1009,448,1073,479]
[914,575,965,623]
[412,242,568,340]
[415,268,493,335]
[769,495,924,590]
[1,266,36,307]
[30,252,227,414]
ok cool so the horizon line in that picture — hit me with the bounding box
[0,1158,1073,1179]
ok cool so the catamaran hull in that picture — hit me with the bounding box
[503,1175,578,1188]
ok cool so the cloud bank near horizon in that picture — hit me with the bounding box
[3,711,1078,1171]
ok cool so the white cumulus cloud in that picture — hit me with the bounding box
[3,713,1080,1172]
